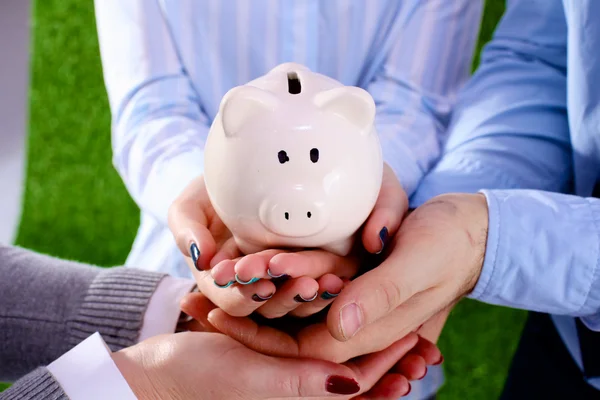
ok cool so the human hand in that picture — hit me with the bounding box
[112,295,421,400]
[321,192,487,353]
[168,164,408,319]
[180,291,443,399]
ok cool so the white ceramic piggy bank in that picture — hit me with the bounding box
[203,62,383,256]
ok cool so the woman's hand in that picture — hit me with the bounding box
[168,163,408,320]
[113,293,423,400]
[180,291,444,399]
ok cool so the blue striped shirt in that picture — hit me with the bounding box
[94,1,483,397]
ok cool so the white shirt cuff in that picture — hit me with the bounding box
[47,332,137,400]
[138,275,196,341]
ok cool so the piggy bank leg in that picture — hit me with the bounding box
[322,238,354,257]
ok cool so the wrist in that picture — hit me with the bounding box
[423,193,489,294]
[112,347,158,400]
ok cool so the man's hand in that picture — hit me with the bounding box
[324,193,488,348]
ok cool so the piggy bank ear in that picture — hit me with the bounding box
[220,86,280,137]
[313,87,376,134]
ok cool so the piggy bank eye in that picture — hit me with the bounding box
[310,148,319,163]
[278,150,290,164]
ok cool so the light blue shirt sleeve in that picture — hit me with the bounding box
[369,0,483,197]
[477,189,600,329]
[94,0,210,225]
[410,0,572,205]
[411,0,600,327]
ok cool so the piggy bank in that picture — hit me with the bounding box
[203,63,383,256]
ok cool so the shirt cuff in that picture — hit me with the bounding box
[581,198,600,330]
[467,189,500,300]
[468,189,600,318]
[47,332,137,400]
[138,276,196,341]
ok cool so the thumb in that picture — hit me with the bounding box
[251,357,363,398]
[326,253,416,342]
[167,177,217,271]
[361,163,408,254]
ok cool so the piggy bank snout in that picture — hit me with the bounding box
[259,192,330,238]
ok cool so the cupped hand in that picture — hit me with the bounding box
[113,292,424,400]
[168,163,408,320]
[181,291,444,399]
[321,192,488,354]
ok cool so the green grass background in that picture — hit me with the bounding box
[3,0,525,398]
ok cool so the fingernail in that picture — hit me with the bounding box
[214,280,234,288]
[235,274,260,285]
[321,290,341,300]
[419,367,428,380]
[339,303,363,340]
[252,293,273,302]
[376,227,389,254]
[325,375,360,395]
[433,355,444,365]
[405,382,412,395]
[190,243,203,270]
[267,268,288,279]
[294,292,318,303]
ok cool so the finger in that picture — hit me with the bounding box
[408,335,442,366]
[345,333,418,394]
[361,163,408,254]
[210,237,242,269]
[268,250,359,280]
[326,257,414,341]
[392,354,427,381]
[167,177,218,271]
[416,306,452,345]
[178,292,220,333]
[327,235,443,341]
[302,290,444,363]
[196,269,277,317]
[354,374,410,400]
[290,274,344,318]
[250,356,363,398]
[234,249,286,283]
[257,276,319,319]
[207,308,300,357]
[210,259,238,286]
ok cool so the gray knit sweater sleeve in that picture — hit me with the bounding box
[0,243,168,398]
[0,368,67,400]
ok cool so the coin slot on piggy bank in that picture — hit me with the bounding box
[287,72,301,94]
[203,62,383,256]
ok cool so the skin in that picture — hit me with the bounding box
[112,292,423,400]
[167,163,407,319]
[181,291,444,398]
[325,192,489,349]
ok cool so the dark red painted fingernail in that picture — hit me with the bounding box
[433,355,444,365]
[405,382,412,395]
[419,367,428,380]
[376,226,389,254]
[252,293,273,302]
[190,243,205,271]
[325,375,360,395]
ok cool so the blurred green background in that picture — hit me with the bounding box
[3,0,525,398]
